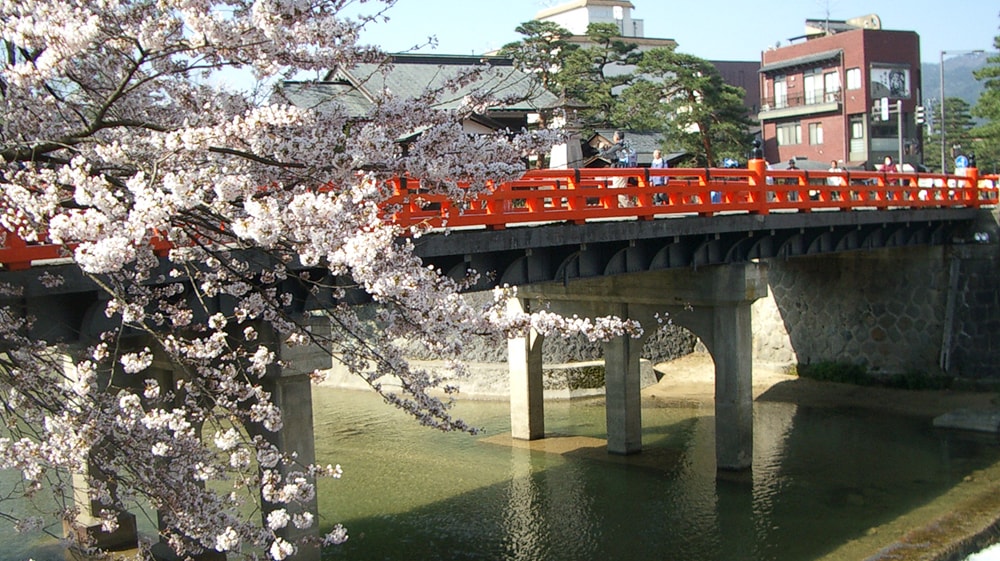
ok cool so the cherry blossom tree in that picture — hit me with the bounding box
[0,0,639,559]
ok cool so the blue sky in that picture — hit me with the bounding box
[357,0,998,63]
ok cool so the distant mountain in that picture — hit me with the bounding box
[921,52,990,107]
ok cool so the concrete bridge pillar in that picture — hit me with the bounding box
[507,297,649,453]
[64,455,140,553]
[508,298,545,440]
[670,302,755,470]
[516,263,767,471]
[602,304,647,455]
[249,315,331,561]
[711,304,754,471]
[58,349,140,554]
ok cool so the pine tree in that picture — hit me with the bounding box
[619,47,754,166]
[971,27,1000,173]
[929,97,976,172]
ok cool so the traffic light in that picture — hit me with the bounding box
[915,105,925,125]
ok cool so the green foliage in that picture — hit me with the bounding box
[795,361,870,385]
[498,20,576,92]
[541,364,605,390]
[884,370,953,391]
[555,23,642,131]
[927,97,976,172]
[795,361,952,390]
[971,30,1000,173]
[501,21,754,165]
[626,47,754,166]
[566,365,606,390]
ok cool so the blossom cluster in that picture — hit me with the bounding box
[0,0,637,559]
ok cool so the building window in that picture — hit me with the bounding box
[846,68,861,90]
[804,70,822,104]
[809,122,824,145]
[774,75,787,108]
[824,71,840,102]
[850,117,864,139]
[777,122,802,145]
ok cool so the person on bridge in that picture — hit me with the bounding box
[828,160,844,201]
[785,159,800,201]
[882,155,898,173]
[651,148,668,204]
[881,155,905,189]
[600,131,635,206]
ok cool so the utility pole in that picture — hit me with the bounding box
[897,99,903,166]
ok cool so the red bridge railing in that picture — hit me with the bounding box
[2,159,997,271]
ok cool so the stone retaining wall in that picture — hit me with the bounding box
[751,210,1000,378]
[752,247,950,374]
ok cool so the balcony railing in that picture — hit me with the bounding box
[761,88,842,112]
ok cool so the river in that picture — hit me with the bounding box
[313,387,1000,561]
[3,385,999,560]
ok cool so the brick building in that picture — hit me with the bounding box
[758,16,922,169]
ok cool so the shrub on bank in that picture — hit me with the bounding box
[795,361,953,390]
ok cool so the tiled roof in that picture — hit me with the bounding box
[303,54,560,118]
[279,80,373,116]
[590,130,670,165]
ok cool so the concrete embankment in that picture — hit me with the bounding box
[318,358,659,399]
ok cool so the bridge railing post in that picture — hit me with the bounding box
[1,229,34,271]
[969,167,981,208]
[566,168,583,213]
[697,170,710,215]
[748,158,768,215]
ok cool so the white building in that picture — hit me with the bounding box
[533,0,676,51]
[536,0,643,38]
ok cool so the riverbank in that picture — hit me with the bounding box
[646,352,1000,561]
[644,352,997,417]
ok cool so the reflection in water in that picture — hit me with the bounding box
[2,388,997,560]
[501,444,600,561]
[504,447,543,560]
[317,388,1000,561]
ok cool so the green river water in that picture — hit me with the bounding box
[4,386,999,560]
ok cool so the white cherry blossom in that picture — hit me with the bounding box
[0,0,636,558]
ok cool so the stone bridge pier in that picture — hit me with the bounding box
[60,312,329,561]
[508,263,768,471]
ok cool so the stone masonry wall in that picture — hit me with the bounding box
[395,293,697,366]
[946,244,1000,378]
[403,209,1000,380]
[752,225,1000,379]
[752,247,949,374]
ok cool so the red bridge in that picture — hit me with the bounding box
[386,159,997,230]
[1,158,996,475]
[1,158,996,271]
